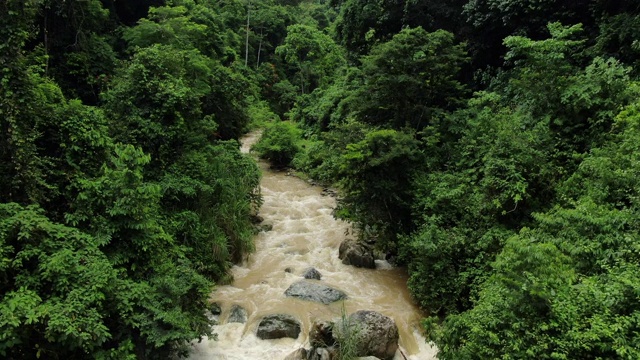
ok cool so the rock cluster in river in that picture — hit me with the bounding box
[212,274,400,359]
[284,310,399,360]
[213,229,397,359]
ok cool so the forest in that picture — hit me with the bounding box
[1,0,640,359]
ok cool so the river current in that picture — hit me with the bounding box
[188,131,437,360]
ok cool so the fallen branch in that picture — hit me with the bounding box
[400,348,409,360]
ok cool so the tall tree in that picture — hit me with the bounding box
[276,24,345,94]
[352,27,468,130]
[1,0,58,205]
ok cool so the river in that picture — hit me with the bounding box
[188,131,437,360]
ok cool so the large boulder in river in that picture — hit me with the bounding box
[285,280,346,304]
[257,314,301,340]
[334,311,398,360]
[227,304,248,324]
[339,240,376,269]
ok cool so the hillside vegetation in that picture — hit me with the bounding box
[2,0,640,359]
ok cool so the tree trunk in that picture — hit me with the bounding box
[256,28,263,69]
[245,1,251,67]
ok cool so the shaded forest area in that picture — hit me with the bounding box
[2,0,640,359]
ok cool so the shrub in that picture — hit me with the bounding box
[252,121,302,167]
[247,100,281,129]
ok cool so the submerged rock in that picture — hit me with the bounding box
[210,302,221,316]
[302,267,322,280]
[284,280,346,304]
[339,240,376,269]
[206,302,222,324]
[227,304,248,324]
[256,314,301,340]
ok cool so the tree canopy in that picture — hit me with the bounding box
[3,0,640,358]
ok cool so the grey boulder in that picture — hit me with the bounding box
[256,314,301,340]
[284,280,346,304]
[302,267,322,280]
[227,304,248,324]
[334,310,398,360]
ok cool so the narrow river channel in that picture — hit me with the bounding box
[188,131,437,360]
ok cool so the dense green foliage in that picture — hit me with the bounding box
[4,0,640,358]
[250,1,640,359]
[0,0,266,358]
[251,121,302,167]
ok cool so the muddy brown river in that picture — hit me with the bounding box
[188,131,436,360]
